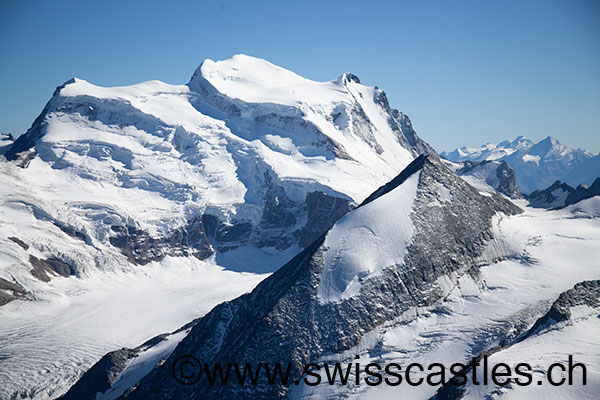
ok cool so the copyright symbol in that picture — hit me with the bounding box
[172,355,202,385]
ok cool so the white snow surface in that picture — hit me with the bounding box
[196,55,349,106]
[318,171,420,303]
[0,134,13,148]
[0,257,265,400]
[3,53,416,250]
[291,201,600,399]
[522,153,541,165]
[0,55,422,399]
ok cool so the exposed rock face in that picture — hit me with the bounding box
[457,160,522,198]
[527,180,574,208]
[58,318,203,400]
[112,155,521,400]
[0,277,28,306]
[565,177,600,207]
[58,347,140,400]
[109,216,213,265]
[29,255,74,282]
[527,178,600,209]
[294,191,353,248]
[1,55,435,289]
[8,236,29,250]
[524,280,600,337]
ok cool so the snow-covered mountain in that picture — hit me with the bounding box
[564,153,600,187]
[2,55,599,400]
[0,55,433,399]
[436,278,600,399]
[0,54,432,291]
[65,154,524,399]
[527,180,575,208]
[442,136,534,163]
[442,136,596,194]
[64,155,600,400]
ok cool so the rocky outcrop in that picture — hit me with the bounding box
[58,318,203,400]
[457,160,522,198]
[527,180,574,208]
[58,347,140,400]
[294,191,353,248]
[523,280,600,337]
[8,236,29,250]
[527,178,600,208]
[29,255,74,282]
[564,177,600,206]
[0,277,27,306]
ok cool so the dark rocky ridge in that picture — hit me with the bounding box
[58,317,204,400]
[527,177,600,208]
[108,188,353,266]
[103,154,522,399]
[8,236,29,250]
[109,216,214,265]
[527,180,574,208]
[58,347,139,400]
[522,279,600,338]
[564,177,600,206]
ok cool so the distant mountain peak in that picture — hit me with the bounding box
[442,135,596,193]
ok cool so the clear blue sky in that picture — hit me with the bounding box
[1,0,599,153]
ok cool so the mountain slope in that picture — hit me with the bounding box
[527,180,575,208]
[0,55,434,400]
[82,160,600,400]
[438,280,600,399]
[0,54,432,290]
[112,154,522,399]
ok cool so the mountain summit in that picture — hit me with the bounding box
[0,55,440,398]
[0,54,433,276]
